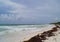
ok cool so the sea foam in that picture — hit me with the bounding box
[0,24,50,36]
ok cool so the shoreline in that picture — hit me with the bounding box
[0,24,55,42]
[23,24,60,42]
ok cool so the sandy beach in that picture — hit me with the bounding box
[0,24,60,42]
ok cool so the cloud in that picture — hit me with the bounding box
[0,0,60,24]
[0,0,27,20]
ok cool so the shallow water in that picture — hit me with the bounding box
[0,24,51,42]
[0,24,49,35]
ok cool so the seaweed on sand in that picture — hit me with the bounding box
[23,24,60,42]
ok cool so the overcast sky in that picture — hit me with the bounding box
[0,0,60,24]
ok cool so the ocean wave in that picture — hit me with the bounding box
[0,24,51,36]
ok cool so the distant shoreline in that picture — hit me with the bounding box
[0,22,60,26]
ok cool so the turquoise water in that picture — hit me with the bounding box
[0,28,8,32]
[0,24,49,35]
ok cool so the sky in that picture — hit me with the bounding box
[0,0,60,24]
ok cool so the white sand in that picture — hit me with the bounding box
[44,29,60,42]
[0,24,59,42]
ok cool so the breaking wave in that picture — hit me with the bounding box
[0,24,50,35]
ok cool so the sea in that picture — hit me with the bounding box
[0,24,50,36]
[0,24,52,42]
